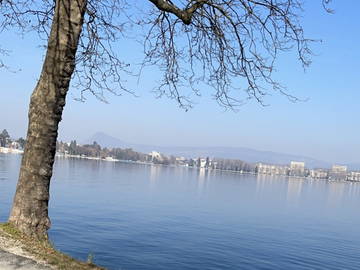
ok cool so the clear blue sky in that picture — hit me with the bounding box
[0,1,359,164]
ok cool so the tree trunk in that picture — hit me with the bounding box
[8,0,87,240]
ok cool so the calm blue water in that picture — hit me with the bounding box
[1,153,360,270]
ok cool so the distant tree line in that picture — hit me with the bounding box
[212,158,255,173]
[56,140,255,172]
[57,140,149,162]
[56,140,179,165]
[0,129,26,149]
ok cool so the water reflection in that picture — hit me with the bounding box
[256,173,288,198]
[197,168,207,195]
[149,164,160,189]
[327,182,345,207]
[286,177,303,203]
[255,174,267,196]
[347,182,360,197]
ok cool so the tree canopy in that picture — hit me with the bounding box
[0,0,332,109]
[0,129,10,147]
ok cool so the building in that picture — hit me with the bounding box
[149,151,164,162]
[196,157,211,168]
[329,165,347,180]
[256,163,288,176]
[175,156,187,166]
[289,161,305,177]
[309,169,329,179]
[347,171,360,182]
[10,141,20,149]
[200,158,207,168]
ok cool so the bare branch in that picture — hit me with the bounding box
[322,0,334,13]
[71,0,134,102]
[141,0,316,108]
[148,0,207,25]
[1,0,330,109]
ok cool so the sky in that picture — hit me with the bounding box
[0,1,359,164]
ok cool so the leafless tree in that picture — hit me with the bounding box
[0,0,331,239]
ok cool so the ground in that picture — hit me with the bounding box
[0,223,105,270]
[0,225,52,269]
[0,249,51,270]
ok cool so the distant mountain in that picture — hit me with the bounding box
[84,132,331,168]
[86,132,129,149]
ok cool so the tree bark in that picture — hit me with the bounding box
[8,0,87,240]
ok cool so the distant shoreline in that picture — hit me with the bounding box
[54,152,355,184]
[1,150,358,184]
[0,147,23,155]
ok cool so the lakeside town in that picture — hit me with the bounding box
[1,128,360,182]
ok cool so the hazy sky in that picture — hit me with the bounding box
[0,1,359,164]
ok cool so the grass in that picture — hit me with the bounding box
[0,223,106,270]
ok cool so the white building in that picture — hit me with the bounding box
[256,163,288,175]
[289,161,305,177]
[149,151,163,162]
[309,169,328,179]
[330,165,347,180]
[348,171,360,181]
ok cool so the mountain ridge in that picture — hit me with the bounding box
[83,132,359,169]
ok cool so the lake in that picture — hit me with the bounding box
[1,153,360,269]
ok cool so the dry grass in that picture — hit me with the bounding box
[0,223,106,270]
